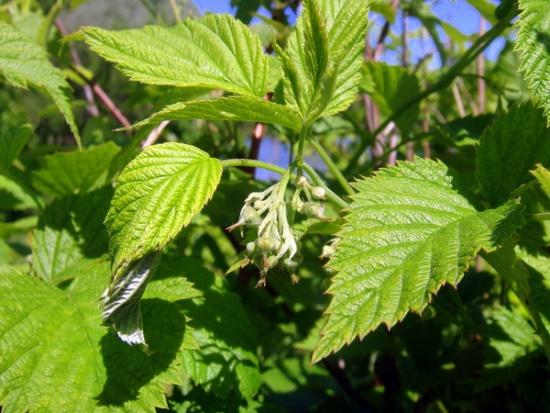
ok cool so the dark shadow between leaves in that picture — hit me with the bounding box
[96,298,185,407]
[536,31,550,54]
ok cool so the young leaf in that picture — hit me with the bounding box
[0,22,80,146]
[0,259,199,412]
[82,14,269,97]
[313,158,522,362]
[476,103,550,206]
[278,0,369,124]
[104,143,222,342]
[361,62,421,134]
[32,142,120,197]
[515,0,550,123]
[134,95,301,131]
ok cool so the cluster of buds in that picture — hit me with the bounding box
[292,176,327,219]
[228,175,328,286]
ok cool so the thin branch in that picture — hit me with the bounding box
[142,120,170,148]
[476,17,486,113]
[451,82,467,117]
[55,19,100,117]
[90,83,132,129]
[310,139,354,195]
[169,0,181,22]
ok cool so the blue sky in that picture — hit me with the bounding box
[193,0,506,66]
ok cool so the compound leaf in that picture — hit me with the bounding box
[0,22,80,146]
[476,103,550,206]
[135,95,300,131]
[82,14,268,97]
[313,158,522,362]
[0,259,198,412]
[515,0,550,123]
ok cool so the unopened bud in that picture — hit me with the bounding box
[256,237,278,253]
[246,242,256,255]
[296,176,309,188]
[311,186,326,200]
[321,244,336,259]
[283,258,298,271]
[301,202,325,219]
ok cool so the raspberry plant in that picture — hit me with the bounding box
[0,0,550,411]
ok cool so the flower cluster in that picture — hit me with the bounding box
[229,175,327,286]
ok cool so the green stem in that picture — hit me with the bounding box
[221,159,287,175]
[221,159,349,210]
[529,212,550,222]
[345,17,512,175]
[295,128,309,175]
[302,163,350,209]
[310,139,355,196]
[38,0,66,48]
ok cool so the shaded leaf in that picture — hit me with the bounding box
[0,123,32,172]
[32,187,112,282]
[32,142,120,197]
[362,62,421,134]
[476,103,550,206]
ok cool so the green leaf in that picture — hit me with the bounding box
[361,62,421,134]
[164,256,262,400]
[313,158,522,362]
[0,22,80,147]
[0,123,32,173]
[479,306,539,388]
[82,14,268,97]
[476,103,550,206]
[278,0,368,124]
[0,259,199,412]
[32,142,120,197]
[515,0,550,124]
[32,187,112,282]
[104,143,222,342]
[135,96,300,131]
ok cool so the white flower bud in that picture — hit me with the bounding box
[311,186,326,200]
